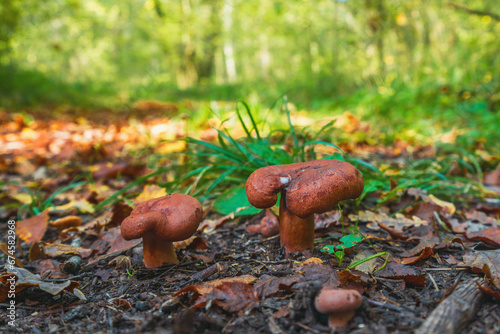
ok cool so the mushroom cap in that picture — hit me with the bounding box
[314,287,363,315]
[245,160,364,218]
[121,194,203,242]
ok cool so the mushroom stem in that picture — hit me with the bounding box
[278,193,315,254]
[328,310,356,328]
[142,234,178,268]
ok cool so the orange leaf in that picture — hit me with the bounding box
[401,247,434,264]
[466,227,500,246]
[16,210,49,244]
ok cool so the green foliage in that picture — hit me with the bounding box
[321,208,389,272]
[343,142,490,206]
[213,186,261,216]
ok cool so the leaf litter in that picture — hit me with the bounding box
[1,109,499,333]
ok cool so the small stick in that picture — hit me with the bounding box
[427,273,439,291]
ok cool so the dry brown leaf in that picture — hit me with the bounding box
[0,243,23,267]
[0,267,82,302]
[16,210,49,244]
[400,237,440,257]
[406,188,456,215]
[254,275,302,299]
[174,236,208,250]
[465,210,500,228]
[29,242,93,261]
[175,275,257,297]
[106,202,133,228]
[460,250,500,289]
[193,281,259,313]
[466,227,500,246]
[401,247,434,264]
[375,262,426,286]
[350,210,427,232]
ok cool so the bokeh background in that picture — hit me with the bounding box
[0,0,499,147]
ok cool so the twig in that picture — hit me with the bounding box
[427,273,439,291]
[366,298,418,314]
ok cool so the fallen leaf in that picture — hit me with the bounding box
[108,255,132,269]
[460,250,500,289]
[89,227,141,264]
[465,210,500,228]
[51,199,95,214]
[314,210,341,230]
[254,275,302,299]
[134,185,167,205]
[192,281,259,313]
[375,262,426,286]
[378,223,409,240]
[466,227,500,246]
[401,247,434,264]
[105,227,141,254]
[175,275,257,297]
[407,188,456,215]
[29,242,93,261]
[0,267,82,302]
[406,202,441,222]
[106,202,133,228]
[0,243,23,267]
[427,194,456,215]
[445,254,459,265]
[174,236,208,250]
[400,237,440,257]
[349,250,377,274]
[350,211,427,232]
[476,280,500,301]
[338,270,374,287]
[114,298,133,310]
[16,210,49,244]
[49,216,82,229]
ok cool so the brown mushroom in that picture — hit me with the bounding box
[121,194,203,268]
[245,160,364,254]
[314,287,363,328]
[245,209,280,238]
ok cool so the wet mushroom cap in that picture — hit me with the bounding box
[314,287,363,314]
[245,160,364,216]
[121,194,203,242]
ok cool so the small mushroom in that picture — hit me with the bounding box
[121,194,203,268]
[245,209,280,238]
[245,160,364,254]
[314,287,363,328]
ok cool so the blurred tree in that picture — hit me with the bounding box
[0,0,21,63]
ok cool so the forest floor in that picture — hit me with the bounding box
[0,106,500,333]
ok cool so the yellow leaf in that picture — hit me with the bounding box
[428,194,456,215]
